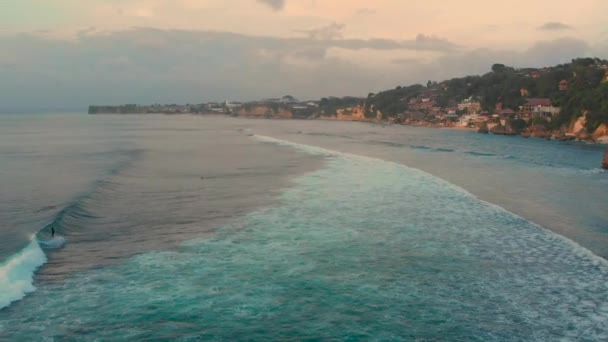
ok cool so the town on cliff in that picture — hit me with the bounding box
[90,58,608,145]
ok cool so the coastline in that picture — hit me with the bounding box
[91,110,608,146]
[239,117,608,259]
[320,117,608,145]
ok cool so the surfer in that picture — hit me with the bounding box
[51,227,55,237]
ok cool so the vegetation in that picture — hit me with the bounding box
[508,118,528,133]
[318,96,364,116]
[360,58,608,131]
[365,85,425,119]
[90,58,608,132]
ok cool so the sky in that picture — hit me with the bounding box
[1,0,608,110]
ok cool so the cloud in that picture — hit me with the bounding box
[430,37,594,80]
[414,34,459,51]
[295,22,345,40]
[391,57,424,65]
[538,22,573,31]
[256,0,285,11]
[0,29,605,111]
[525,37,589,65]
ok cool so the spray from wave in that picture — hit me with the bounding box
[0,149,142,310]
[0,239,47,309]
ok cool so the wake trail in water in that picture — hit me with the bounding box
[0,149,142,310]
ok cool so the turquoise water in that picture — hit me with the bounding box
[1,114,608,340]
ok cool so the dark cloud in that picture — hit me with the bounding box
[538,22,573,31]
[256,0,285,11]
[291,47,327,60]
[430,37,594,80]
[0,29,605,111]
[525,37,589,65]
[291,29,459,52]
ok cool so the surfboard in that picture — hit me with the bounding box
[38,236,67,249]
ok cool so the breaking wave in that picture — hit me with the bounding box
[0,239,47,309]
[0,149,142,310]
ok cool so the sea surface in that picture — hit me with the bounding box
[1,113,607,340]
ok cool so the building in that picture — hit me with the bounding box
[523,98,551,113]
[408,97,435,111]
[522,98,560,119]
[459,114,485,127]
[559,80,569,91]
[498,108,516,117]
[457,97,482,114]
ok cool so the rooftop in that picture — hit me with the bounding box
[526,98,552,107]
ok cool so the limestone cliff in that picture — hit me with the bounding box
[526,125,553,139]
[336,106,366,120]
[566,113,605,142]
[236,105,293,119]
[593,123,608,143]
[569,113,587,135]
[323,104,381,121]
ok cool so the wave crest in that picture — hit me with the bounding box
[0,240,47,309]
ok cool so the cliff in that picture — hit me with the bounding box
[565,114,608,142]
[336,106,366,120]
[569,114,587,135]
[320,104,383,122]
[236,105,293,119]
[593,123,608,143]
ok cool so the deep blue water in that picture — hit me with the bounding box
[1,114,607,340]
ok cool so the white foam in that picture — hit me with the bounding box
[0,239,47,309]
[252,134,608,270]
[39,236,67,250]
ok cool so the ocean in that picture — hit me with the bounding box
[1,113,607,340]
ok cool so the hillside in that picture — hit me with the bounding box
[89,58,608,136]
[356,58,608,132]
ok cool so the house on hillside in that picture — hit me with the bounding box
[457,97,482,114]
[459,114,486,127]
[408,97,435,111]
[559,80,569,91]
[522,98,551,113]
[522,98,560,119]
[498,108,516,118]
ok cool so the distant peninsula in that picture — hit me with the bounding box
[90,58,608,143]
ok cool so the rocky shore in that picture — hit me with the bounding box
[471,116,608,144]
[390,118,608,144]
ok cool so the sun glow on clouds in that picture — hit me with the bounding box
[0,0,607,109]
[4,0,607,47]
